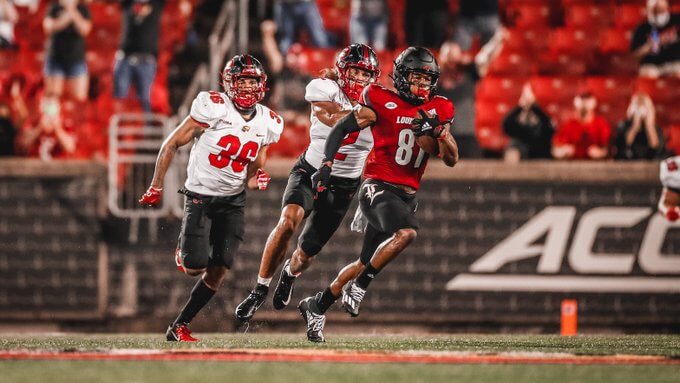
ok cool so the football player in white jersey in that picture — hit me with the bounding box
[139,55,283,341]
[235,44,380,322]
[659,156,680,221]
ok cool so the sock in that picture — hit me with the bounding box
[315,287,339,314]
[284,261,300,277]
[257,276,272,287]
[173,279,216,325]
[356,263,380,290]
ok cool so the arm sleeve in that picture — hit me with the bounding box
[305,79,336,102]
[323,111,362,162]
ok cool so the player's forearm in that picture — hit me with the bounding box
[323,111,362,162]
[438,131,458,167]
[246,148,267,181]
[70,10,92,36]
[150,142,178,188]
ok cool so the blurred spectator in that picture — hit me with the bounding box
[0,79,28,155]
[43,0,92,101]
[350,0,388,51]
[438,28,507,158]
[552,91,612,160]
[455,0,500,51]
[114,0,169,113]
[261,20,313,112]
[0,0,18,49]
[18,96,76,160]
[405,0,448,48]
[502,83,554,163]
[615,93,665,160]
[631,0,680,78]
[274,0,330,55]
[12,0,38,14]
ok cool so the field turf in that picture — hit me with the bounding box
[0,333,678,383]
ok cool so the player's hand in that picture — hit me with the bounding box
[411,109,444,138]
[139,186,162,206]
[666,207,680,222]
[256,168,271,191]
[311,161,332,198]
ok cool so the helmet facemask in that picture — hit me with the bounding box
[222,64,267,112]
[394,67,439,104]
[338,65,378,101]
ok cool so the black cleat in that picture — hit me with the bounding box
[298,294,326,343]
[235,284,268,321]
[272,259,297,310]
[341,280,366,317]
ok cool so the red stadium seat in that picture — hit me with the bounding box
[506,4,552,29]
[635,77,680,104]
[600,53,638,76]
[487,51,535,76]
[585,76,634,104]
[664,124,680,155]
[599,29,632,54]
[615,4,645,29]
[536,53,588,76]
[550,28,599,55]
[565,4,613,29]
[529,76,580,104]
[476,77,526,103]
[286,45,338,77]
[475,100,511,152]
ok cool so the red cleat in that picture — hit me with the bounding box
[175,248,185,273]
[166,323,199,342]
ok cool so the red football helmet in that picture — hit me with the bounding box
[222,55,267,110]
[335,44,380,101]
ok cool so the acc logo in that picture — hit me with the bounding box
[385,102,397,110]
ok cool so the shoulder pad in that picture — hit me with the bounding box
[190,91,228,125]
[305,78,339,102]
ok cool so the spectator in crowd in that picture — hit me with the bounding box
[261,20,313,113]
[18,96,76,160]
[552,90,612,160]
[502,83,554,163]
[438,27,507,158]
[12,0,38,14]
[114,0,170,113]
[455,0,500,50]
[274,0,330,55]
[0,79,28,155]
[631,0,680,78]
[0,0,18,49]
[405,0,448,48]
[43,0,92,102]
[615,92,665,160]
[350,0,388,51]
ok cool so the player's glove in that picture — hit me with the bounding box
[666,207,680,222]
[411,109,444,138]
[311,161,332,198]
[256,168,271,191]
[139,186,162,206]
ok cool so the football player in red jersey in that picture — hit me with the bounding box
[297,47,459,342]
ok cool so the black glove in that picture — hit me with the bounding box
[311,161,332,198]
[411,109,444,138]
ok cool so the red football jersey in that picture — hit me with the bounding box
[360,84,455,190]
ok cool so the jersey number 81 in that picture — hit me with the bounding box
[395,129,425,168]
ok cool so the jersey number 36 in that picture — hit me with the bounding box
[209,134,259,172]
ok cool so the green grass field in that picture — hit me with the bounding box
[1,333,679,383]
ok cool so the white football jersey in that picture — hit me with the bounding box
[303,78,373,179]
[185,91,283,196]
[660,156,680,190]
